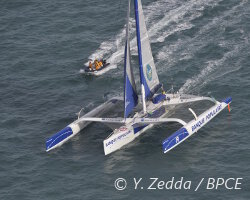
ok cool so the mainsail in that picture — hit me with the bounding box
[134,0,160,101]
[124,0,138,118]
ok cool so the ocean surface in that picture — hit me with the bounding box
[1,0,250,199]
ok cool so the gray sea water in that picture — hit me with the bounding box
[1,0,250,199]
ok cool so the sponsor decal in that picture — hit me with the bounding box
[105,130,132,147]
[101,118,123,122]
[146,64,152,81]
[192,118,205,132]
[140,118,160,122]
[119,126,128,131]
[206,104,222,120]
[176,136,179,143]
[191,104,222,132]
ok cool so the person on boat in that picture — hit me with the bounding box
[95,59,103,70]
[94,59,98,70]
[95,62,101,70]
[88,61,93,70]
[99,60,103,67]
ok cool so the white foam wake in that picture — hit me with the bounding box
[179,46,241,94]
[157,0,247,72]
[87,0,220,68]
[176,0,248,93]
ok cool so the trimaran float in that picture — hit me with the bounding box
[46,0,232,155]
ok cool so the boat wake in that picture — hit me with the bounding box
[177,0,248,94]
[87,0,222,69]
[179,45,241,94]
[87,0,247,98]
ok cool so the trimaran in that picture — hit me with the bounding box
[46,0,232,155]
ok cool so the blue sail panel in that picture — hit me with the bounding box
[134,0,160,100]
[124,75,138,118]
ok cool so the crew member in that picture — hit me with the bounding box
[98,60,103,67]
[95,59,103,70]
[95,60,101,70]
[94,59,98,70]
[88,61,93,70]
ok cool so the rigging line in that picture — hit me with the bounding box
[112,0,124,49]
[116,0,127,66]
[118,0,124,34]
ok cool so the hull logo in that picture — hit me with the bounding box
[119,126,127,131]
[146,64,152,81]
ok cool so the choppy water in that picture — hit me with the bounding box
[1,0,250,199]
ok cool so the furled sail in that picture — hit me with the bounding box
[124,0,138,118]
[134,0,160,100]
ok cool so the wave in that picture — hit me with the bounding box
[179,45,241,94]
[176,0,248,93]
[87,0,248,98]
[86,0,220,68]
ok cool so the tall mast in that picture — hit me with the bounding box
[124,0,138,118]
[134,0,161,114]
[134,0,147,114]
